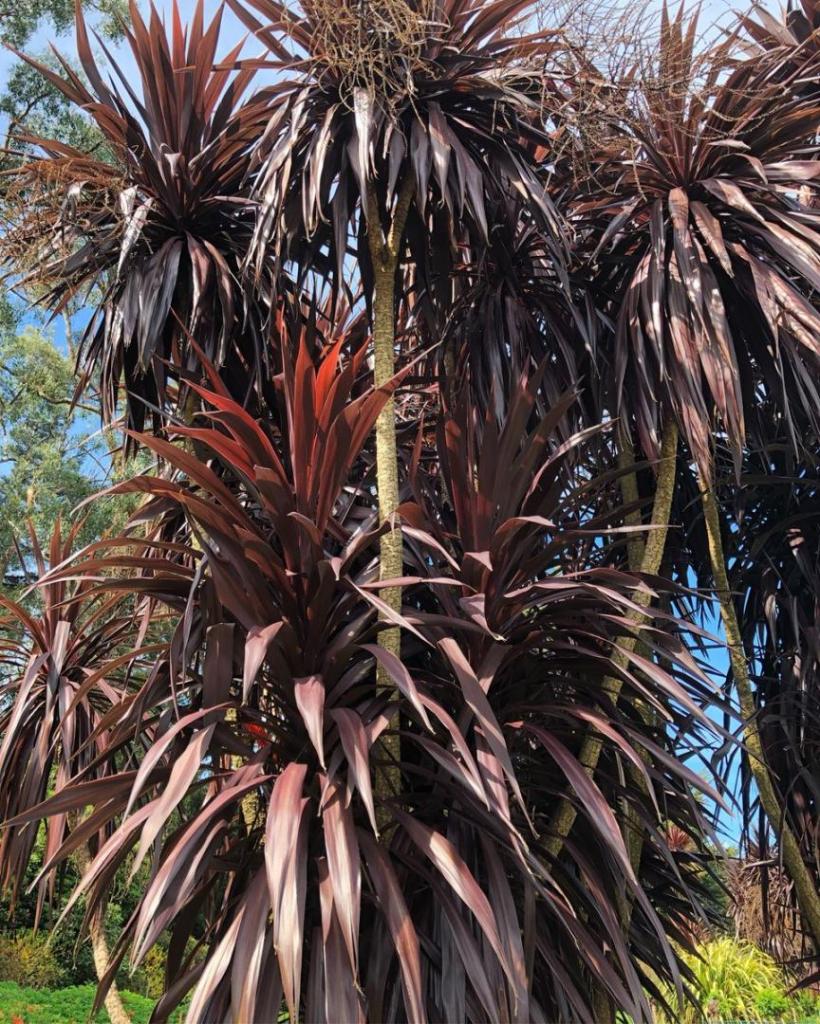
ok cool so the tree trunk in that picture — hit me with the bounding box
[614,428,662,887]
[700,481,820,948]
[549,421,676,1023]
[365,177,414,817]
[544,418,678,860]
[73,844,131,1024]
[371,253,403,659]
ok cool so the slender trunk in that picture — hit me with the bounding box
[700,481,820,948]
[617,426,645,572]
[63,308,75,362]
[588,425,675,1020]
[545,418,678,861]
[614,431,655,884]
[365,177,414,816]
[73,844,131,1024]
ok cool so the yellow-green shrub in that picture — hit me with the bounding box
[657,937,791,1023]
[0,930,64,989]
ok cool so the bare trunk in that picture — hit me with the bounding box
[615,429,659,887]
[73,844,131,1024]
[559,422,676,1018]
[545,418,678,860]
[365,177,414,820]
[371,259,403,659]
[700,481,820,948]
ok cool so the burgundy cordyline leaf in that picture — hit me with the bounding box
[358,830,426,1023]
[0,0,279,437]
[130,723,217,876]
[321,775,362,975]
[740,0,820,89]
[318,856,366,1023]
[331,709,378,835]
[265,763,311,1021]
[393,807,512,979]
[1,311,729,1022]
[294,675,326,768]
[574,4,820,476]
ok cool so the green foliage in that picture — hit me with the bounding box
[0,324,143,598]
[683,939,780,1022]
[0,59,109,160]
[656,938,818,1023]
[756,987,793,1020]
[0,328,100,592]
[795,991,820,1020]
[0,830,157,993]
[0,0,128,178]
[0,932,63,990]
[0,0,127,49]
[129,945,166,1002]
[0,980,181,1024]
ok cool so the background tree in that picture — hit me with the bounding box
[0,0,127,171]
[0,321,116,594]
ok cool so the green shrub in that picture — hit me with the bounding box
[0,980,185,1023]
[655,937,792,1023]
[127,944,166,1000]
[652,937,820,1023]
[794,989,820,1021]
[686,937,783,1022]
[756,986,791,1019]
[0,932,63,989]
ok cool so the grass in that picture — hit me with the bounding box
[0,981,179,1024]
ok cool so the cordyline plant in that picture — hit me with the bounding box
[6,0,820,1019]
[728,441,820,961]
[740,0,820,90]
[561,3,820,947]
[0,519,164,1024]
[230,0,571,682]
[1,0,274,436]
[9,331,725,1022]
[435,192,588,422]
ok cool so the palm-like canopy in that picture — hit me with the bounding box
[438,191,587,417]
[577,7,820,476]
[234,0,566,304]
[0,520,156,907]
[2,0,273,435]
